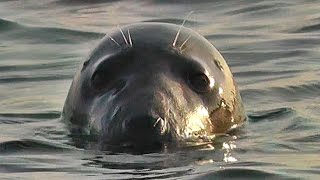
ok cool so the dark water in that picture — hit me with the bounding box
[0,0,319,179]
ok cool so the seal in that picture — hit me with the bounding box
[62,22,246,151]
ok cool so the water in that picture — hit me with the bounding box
[0,0,319,179]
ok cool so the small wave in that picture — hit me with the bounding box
[143,18,199,26]
[281,117,314,132]
[142,0,213,4]
[241,82,320,105]
[248,107,295,123]
[52,0,118,5]
[107,169,191,179]
[287,134,320,143]
[0,139,72,154]
[205,33,260,41]
[226,4,279,15]
[270,82,320,100]
[0,60,76,72]
[292,23,320,33]
[0,18,21,31]
[0,111,60,124]
[0,18,104,44]
[223,50,309,67]
[225,38,319,52]
[195,168,294,179]
[234,70,301,78]
[0,74,72,83]
[228,161,282,167]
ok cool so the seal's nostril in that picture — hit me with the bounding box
[125,115,166,137]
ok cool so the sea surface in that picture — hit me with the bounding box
[0,0,319,179]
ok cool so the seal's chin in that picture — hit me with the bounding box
[125,115,167,137]
[100,136,169,154]
[119,140,166,153]
[100,141,167,154]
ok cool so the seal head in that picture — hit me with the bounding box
[62,23,246,151]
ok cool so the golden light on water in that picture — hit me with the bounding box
[223,155,237,163]
[197,159,214,165]
[195,141,238,165]
[222,142,238,162]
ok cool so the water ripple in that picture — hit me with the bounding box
[0,18,104,44]
[195,168,295,180]
[0,61,76,72]
[248,107,294,123]
[292,23,320,33]
[0,111,60,124]
[143,18,199,25]
[0,139,71,154]
[226,4,282,15]
[0,75,73,83]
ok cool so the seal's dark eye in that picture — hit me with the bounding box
[188,73,211,93]
[91,70,107,90]
[91,70,126,94]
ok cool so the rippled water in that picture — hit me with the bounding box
[0,0,319,179]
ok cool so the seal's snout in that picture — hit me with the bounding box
[125,115,167,136]
[124,115,167,145]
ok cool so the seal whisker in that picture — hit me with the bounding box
[154,117,162,127]
[118,26,129,45]
[108,35,121,48]
[180,34,191,52]
[172,11,194,47]
[128,29,133,47]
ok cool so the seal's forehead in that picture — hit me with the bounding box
[87,23,227,71]
[119,23,210,49]
[99,23,220,59]
[96,23,187,49]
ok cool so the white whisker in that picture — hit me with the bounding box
[127,29,133,47]
[108,35,121,48]
[180,34,191,50]
[118,26,129,45]
[172,11,194,47]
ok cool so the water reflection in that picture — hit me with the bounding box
[80,134,239,175]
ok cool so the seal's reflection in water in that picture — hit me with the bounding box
[80,134,240,179]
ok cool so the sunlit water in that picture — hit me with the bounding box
[0,0,319,179]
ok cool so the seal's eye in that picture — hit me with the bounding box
[91,70,126,94]
[91,70,106,90]
[189,73,211,93]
